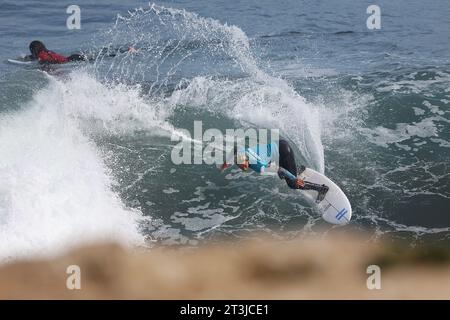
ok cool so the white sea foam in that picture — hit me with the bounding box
[360,117,440,148]
[0,73,165,262]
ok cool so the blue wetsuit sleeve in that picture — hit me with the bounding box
[241,143,279,173]
[277,167,297,182]
[245,147,267,173]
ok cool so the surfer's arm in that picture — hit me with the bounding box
[22,54,35,61]
[97,45,139,58]
[277,167,305,188]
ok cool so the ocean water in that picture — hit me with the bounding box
[0,0,449,260]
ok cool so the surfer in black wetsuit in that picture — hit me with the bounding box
[220,139,329,201]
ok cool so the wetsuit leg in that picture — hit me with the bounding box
[278,139,329,198]
[278,139,299,189]
[68,54,86,62]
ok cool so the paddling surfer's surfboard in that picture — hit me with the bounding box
[7,59,33,65]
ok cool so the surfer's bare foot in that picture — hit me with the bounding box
[295,178,305,188]
[297,165,306,174]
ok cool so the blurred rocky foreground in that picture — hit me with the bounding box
[1,234,450,299]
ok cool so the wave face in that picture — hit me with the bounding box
[0,4,325,260]
[86,4,327,243]
[0,74,148,261]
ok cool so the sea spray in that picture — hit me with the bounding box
[89,3,325,172]
[0,74,149,262]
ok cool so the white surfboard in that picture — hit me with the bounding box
[297,167,352,225]
[7,59,33,65]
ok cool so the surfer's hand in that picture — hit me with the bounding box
[295,178,305,188]
[220,162,231,172]
[238,160,249,171]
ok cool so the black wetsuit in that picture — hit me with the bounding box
[278,139,300,189]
